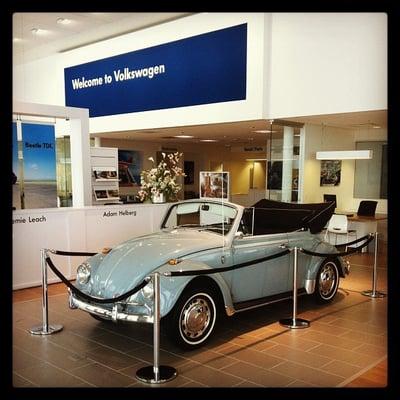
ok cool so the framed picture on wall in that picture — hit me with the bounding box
[267,161,282,190]
[320,160,341,186]
[199,171,229,200]
[118,150,142,186]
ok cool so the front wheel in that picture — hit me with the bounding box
[165,286,219,350]
[314,259,340,304]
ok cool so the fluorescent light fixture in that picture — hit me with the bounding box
[199,139,218,142]
[31,28,48,36]
[316,150,373,160]
[173,135,194,139]
[246,158,267,161]
[253,130,277,133]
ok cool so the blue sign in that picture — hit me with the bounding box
[64,24,247,117]
[12,123,56,181]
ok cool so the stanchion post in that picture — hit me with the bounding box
[362,232,386,298]
[279,247,310,329]
[136,272,177,384]
[29,249,63,335]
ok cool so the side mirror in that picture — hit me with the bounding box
[234,231,244,240]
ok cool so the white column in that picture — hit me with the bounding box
[70,115,92,207]
[282,126,294,202]
[94,137,102,147]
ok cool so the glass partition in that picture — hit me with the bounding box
[354,141,387,199]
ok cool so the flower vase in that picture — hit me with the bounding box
[151,192,166,204]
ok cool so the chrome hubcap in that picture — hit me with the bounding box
[319,263,337,297]
[180,297,211,339]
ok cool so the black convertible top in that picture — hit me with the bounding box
[243,199,335,235]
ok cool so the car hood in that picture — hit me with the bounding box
[88,229,221,298]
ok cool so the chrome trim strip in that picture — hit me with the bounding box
[345,260,351,275]
[70,294,153,324]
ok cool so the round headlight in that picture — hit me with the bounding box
[77,262,91,285]
[141,281,154,299]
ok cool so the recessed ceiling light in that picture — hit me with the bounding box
[31,28,48,35]
[372,125,381,129]
[199,139,218,142]
[173,135,194,139]
[57,18,71,25]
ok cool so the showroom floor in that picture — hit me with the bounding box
[12,249,388,388]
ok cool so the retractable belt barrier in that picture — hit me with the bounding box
[45,255,149,304]
[300,233,374,258]
[29,230,383,384]
[165,248,291,277]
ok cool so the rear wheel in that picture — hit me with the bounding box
[314,259,340,303]
[165,285,220,350]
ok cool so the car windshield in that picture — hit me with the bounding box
[162,201,238,235]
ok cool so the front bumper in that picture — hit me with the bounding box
[68,290,154,323]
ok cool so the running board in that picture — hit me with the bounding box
[232,289,307,313]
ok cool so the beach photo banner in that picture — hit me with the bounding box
[12,122,57,209]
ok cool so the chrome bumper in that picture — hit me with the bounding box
[344,259,351,275]
[68,290,154,324]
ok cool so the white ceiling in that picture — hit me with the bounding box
[13,13,387,144]
[93,110,387,144]
[13,12,191,65]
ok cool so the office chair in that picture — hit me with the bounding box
[324,214,357,248]
[323,194,337,209]
[357,200,378,217]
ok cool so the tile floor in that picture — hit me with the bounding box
[12,249,388,388]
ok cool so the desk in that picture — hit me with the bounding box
[348,213,387,222]
[347,213,387,252]
[334,210,354,217]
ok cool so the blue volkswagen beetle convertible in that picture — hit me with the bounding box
[70,199,348,349]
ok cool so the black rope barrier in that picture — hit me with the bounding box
[45,256,149,304]
[335,233,374,248]
[167,248,291,277]
[49,249,97,257]
[300,233,374,258]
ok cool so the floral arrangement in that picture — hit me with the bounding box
[138,152,186,202]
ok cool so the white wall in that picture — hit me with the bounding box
[302,124,387,213]
[267,13,387,119]
[14,13,387,130]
